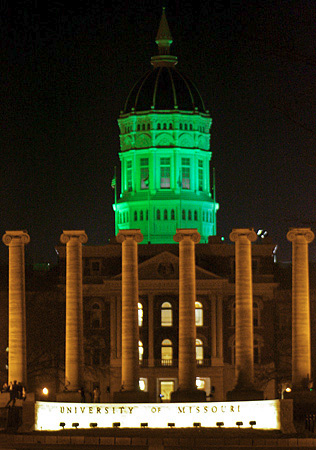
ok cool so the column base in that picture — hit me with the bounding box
[56,391,82,403]
[226,386,264,401]
[284,388,316,420]
[171,389,206,403]
[113,390,150,403]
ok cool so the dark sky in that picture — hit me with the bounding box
[1,0,316,264]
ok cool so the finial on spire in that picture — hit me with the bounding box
[151,8,178,67]
[156,7,173,55]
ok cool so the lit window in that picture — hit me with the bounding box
[138,302,143,327]
[161,339,173,365]
[196,339,204,365]
[160,157,171,189]
[161,302,172,327]
[196,378,205,390]
[195,301,203,326]
[126,160,133,192]
[138,340,144,362]
[181,158,190,189]
[140,158,149,190]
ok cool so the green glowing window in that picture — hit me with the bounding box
[137,124,140,131]
[160,157,170,189]
[194,210,198,221]
[142,124,145,130]
[147,123,150,130]
[180,123,183,130]
[157,123,161,130]
[140,210,143,221]
[164,209,168,220]
[182,209,186,220]
[163,123,167,129]
[171,209,175,220]
[127,160,133,192]
[146,210,148,221]
[134,211,137,221]
[169,123,173,129]
[157,209,161,220]
[198,160,203,191]
[190,124,193,130]
[140,158,149,190]
[185,124,188,130]
[188,210,192,221]
[181,158,190,189]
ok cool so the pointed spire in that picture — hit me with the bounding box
[156,7,173,55]
[151,8,178,67]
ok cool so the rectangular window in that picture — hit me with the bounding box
[181,157,190,189]
[140,158,149,190]
[127,160,133,192]
[198,159,203,191]
[160,157,170,189]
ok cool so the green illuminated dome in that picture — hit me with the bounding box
[113,9,219,244]
[123,67,208,114]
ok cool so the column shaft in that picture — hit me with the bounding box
[174,229,201,392]
[117,230,143,392]
[3,231,30,385]
[287,228,314,387]
[230,229,257,386]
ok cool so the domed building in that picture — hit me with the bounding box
[114,9,218,243]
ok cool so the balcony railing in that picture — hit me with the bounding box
[138,358,212,368]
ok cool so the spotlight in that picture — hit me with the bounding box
[113,422,121,428]
[249,421,256,428]
[140,422,148,428]
[216,422,224,427]
[90,423,98,428]
[236,421,243,428]
[72,423,79,429]
[168,423,175,428]
[42,387,49,396]
[193,422,201,428]
[59,422,65,429]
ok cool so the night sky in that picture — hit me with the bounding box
[1,0,316,264]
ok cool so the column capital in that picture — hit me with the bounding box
[173,228,201,243]
[2,230,30,246]
[116,229,143,244]
[287,227,315,244]
[229,228,257,243]
[60,230,88,245]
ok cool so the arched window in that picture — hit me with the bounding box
[253,301,260,327]
[194,210,198,221]
[161,339,173,365]
[202,211,205,221]
[184,124,188,130]
[157,123,161,130]
[164,209,168,220]
[134,211,137,221]
[157,209,161,220]
[146,209,148,221]
[196,339,204,365]
[147,123,150,130]
[189,124,193,130]
[142,123,146,130]
[171,209,175,220]
[169,123,173,129]
[180,123,183,130]
[161,302,172,327]
[182,209,186,220]
[138,302,143,327]
[137,124,140,131]
[138,340,144,362]
[140,210,143,221]
[195,301,203,326]
[229,336,263,365]
[163,123,167,129]
[91,303,101,328]
[188,210,192,221]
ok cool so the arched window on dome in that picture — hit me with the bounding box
[194,210,198,221]
[180,123,183,130]
[160,157,170,189]
[188,210,192,221]
[184,124,188,130]
[169,123,173,129]
[157,209,161,220]
[138,302,143,327]
[138,340,144,363]
[163,123,167,130]
[171,209,175,220]
[140,210,143,221]
[161,302,172,327]
[157,123,161,130]
[202,211,205,222]
[196,339,204,365]
[195,301,203,326]
[182,209,186,220]
[147,123,150,130]
[164,209,168,220]
[189,124,193,130]
[146,209,148,221]
[134,211,137,221]
[142,123,146,130]
[161,339,173,366]
[137,124,140,131]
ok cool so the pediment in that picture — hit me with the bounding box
[113,251,222,280]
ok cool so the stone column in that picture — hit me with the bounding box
[116,229,143,393]
[173,228,205,401]
[60,230,87,392]
[287,228,314,388]
[229,228,257,387]
[3,231,30,386]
